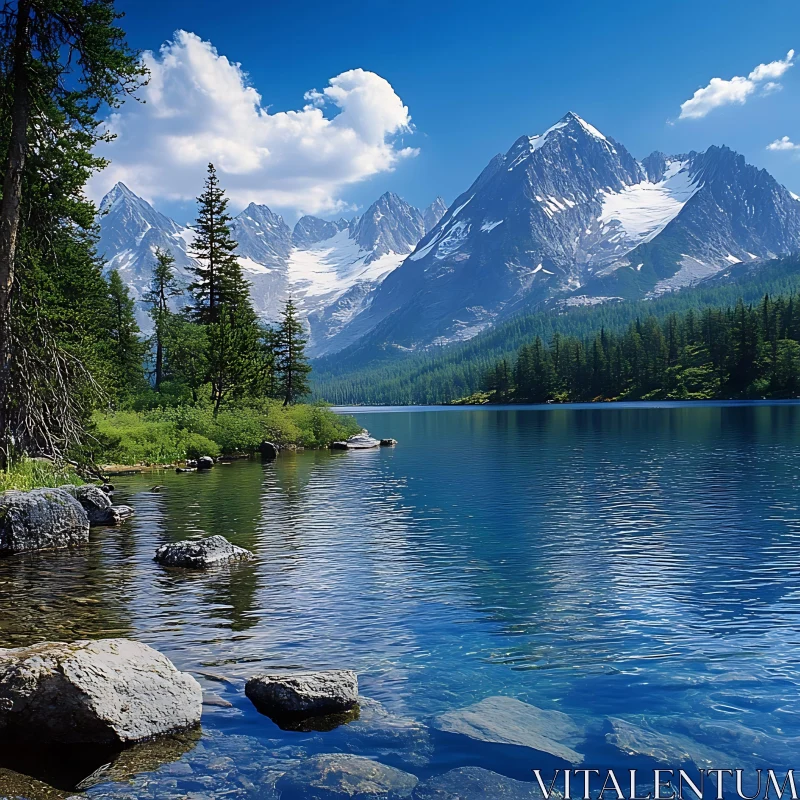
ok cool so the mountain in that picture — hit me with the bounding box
[323,112,800,356]
[96,187,440,353]
[423,197,447,232]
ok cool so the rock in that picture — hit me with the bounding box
[344,431,381,449]
[379,439,398,447]
[259,441,279,460]
[154,535,254,568]
[331,441,350,450]
[414,767,543,799]
[59,484,134,527]
[150,485,166,492]
[434,696,584,764]
[0,488,89,556]
[0,638,202,745]
[203,692,233,708]
[275,753,417,800]
[606,718,731,769]
[197,456,214,470]
[99,483,115,494]
[246,670,358,724]
[176,467,197,473]
[316,697,432,767]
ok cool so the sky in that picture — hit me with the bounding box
[96,0,800,224]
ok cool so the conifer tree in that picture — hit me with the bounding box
[276,299,311,406]
[188,163,240,323]
[142,248,183,391]
[0,0,144,464]
[107,270,147,401]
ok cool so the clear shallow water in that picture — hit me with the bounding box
[3,402,800,796]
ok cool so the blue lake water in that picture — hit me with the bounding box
[2,402,800,797]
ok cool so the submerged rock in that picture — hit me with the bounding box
[606,717,729,768]
[0,638,202,745]
[0,767,71,800]
[246,670,358,723]
[154,535,254,569]
[434,696,584,764]
[197,456,215,470]
[59,484,134,527]
[414,767,543,799]
[275,753,418,800]
[175,467,197,473]
[0,488,88,556]
[380,439,398,447]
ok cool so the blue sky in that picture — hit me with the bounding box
[105,0,800,223]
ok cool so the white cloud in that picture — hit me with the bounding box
[678,49,794,120]
[767,135,800,152]
[88,30,419,214]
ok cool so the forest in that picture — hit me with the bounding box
[478,293,800,403]
[0,4,357,487]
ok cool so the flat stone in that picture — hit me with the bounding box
[275,753,417,799]
[246,670,358,721]
[414,767,543,799]
[434,696,584,764]
[154,535,254,569]
[0,488,89,555]
[0,638,202,745]
[606,718,730,769]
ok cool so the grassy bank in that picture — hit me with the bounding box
[0,459,84,492]
[90,401,362,466]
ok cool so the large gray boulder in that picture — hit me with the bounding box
[154,535,254,569]
[414,767,543,799]
[434,696,584,764]
[59,484,134,527]
[0,638,202,745]
[246,670,358,721]
[197,456,215,470]
[275,753,418,800]
[0,488,89,555]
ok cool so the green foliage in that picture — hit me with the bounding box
[0,458,83,492]
[276,298,312,405]
[91,402,361,465]
[107,269,147,401]
[476,291,800,404]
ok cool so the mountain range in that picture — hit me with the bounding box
[97,112,800,361]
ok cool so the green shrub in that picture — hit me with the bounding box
[0,459,83,492]
[183,432,221,461]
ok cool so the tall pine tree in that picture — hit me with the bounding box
[142,248,183,392]
[276,299,311,406]
[107,270,147,402]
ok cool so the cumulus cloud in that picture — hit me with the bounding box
[678,49,795,120]
[88,31,418,214]
[767,136,800,152]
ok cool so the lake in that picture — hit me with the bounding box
[2,402,800,798]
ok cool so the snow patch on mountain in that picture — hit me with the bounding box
[598,160,700,247]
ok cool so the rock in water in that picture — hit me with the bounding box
[0,488,89,555]
[379,439,398,447]
[154,535,254,568]
[259,441,279,460]
[345,431,381,449]
[0,639,202,745]
[246,670,358,722]
[197,456,215,470]
[414,767,543,799]
[275,753,417,800]
[59,484,134,527]
[434,696,584,764]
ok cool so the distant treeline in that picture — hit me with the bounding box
[480,292,800,403]
[312,255,800,405]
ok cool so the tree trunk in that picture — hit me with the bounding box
[0,0,33,469]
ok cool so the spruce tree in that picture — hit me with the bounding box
[188,163,240,324]
[107,270,147,402]
[142,248,183,391]
[276,299,311,406]
[0,0,144,464]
